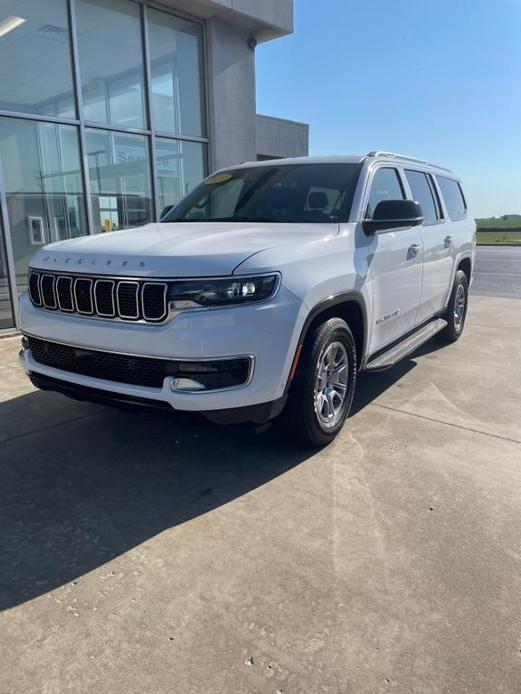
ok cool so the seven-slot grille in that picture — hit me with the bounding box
[29,271,168,323]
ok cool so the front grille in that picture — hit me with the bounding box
[41,275,57,309]
[26,337,252,391]
[28,270,168,323]
[75,278,94,314]
[94,279,115,317]
[117,282,139,319]
[142,283,168,321]
[29,272,41,306]
[56,276,74,311]
[28,337,171,388]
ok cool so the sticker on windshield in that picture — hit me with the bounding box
[206,173,232,185]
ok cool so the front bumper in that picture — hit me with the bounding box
[18,286,306,414]
[26,371,287,424]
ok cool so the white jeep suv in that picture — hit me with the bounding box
[19,152,475,446]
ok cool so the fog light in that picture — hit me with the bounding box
[170,377,206,392]
[168,358,252,391]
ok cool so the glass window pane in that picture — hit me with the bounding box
[0,117,87,297]
[0,0,76,118]
[156,138,206,214]
[86,128,152,232]
[405,170,438,224]
[436,176,467,221]
[77,0,146,129]
[148,9,205,138]
[367,168,405,218]
[165,164,362,224]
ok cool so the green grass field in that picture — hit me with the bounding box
[475,216,521,244]
[476,231,521,245]
[476,218,521,230]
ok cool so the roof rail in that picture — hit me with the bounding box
[366,151,452,173]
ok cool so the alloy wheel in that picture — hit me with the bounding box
[454,283,466,331]
[313,341,349,429]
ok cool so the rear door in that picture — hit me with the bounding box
[365,166,423,353]
[404,169,454,323]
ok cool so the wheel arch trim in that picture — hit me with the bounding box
[284,291,368,394]
[444,250,473,307]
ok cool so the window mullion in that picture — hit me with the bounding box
[68,0,95,236]
[141,3,160,222]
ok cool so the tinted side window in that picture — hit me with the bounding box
[367,168,405,217]
[436,176,467,221]
[405,170,438,224]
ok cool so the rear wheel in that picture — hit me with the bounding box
[437,269,469,343]
[283,317,357,446]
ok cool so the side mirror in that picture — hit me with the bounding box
[160,205,173,220]
[363,199,423,235]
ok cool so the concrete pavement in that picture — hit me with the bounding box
[1,295,521,693]
[473,245,521,298]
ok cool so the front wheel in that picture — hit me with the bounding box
[282,317,357,447]
[436,269,469,343]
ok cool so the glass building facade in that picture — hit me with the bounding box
[0,0,208,330]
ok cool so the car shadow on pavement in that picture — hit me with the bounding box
[351,338,446,415]
[0,339,443,611]
[0,394,312,611]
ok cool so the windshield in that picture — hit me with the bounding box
[162,163,362,224]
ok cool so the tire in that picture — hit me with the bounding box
[436,269,469,343]
[282,317,357,447]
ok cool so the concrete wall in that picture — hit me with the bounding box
[207,18,257,170]
[256,115,309,160]
[159,0,293,41]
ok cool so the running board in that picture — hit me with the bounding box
[365,318,447,371]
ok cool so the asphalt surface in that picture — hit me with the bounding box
[1,292,521,693]
[472,245,521,298]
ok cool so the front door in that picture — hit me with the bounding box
[365,167,423,354]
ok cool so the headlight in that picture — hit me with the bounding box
[168,274,279,309]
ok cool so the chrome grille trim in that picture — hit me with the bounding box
[41,274,57,309]
[141,282,168,322]
[29,271,42,306]
[74,277,94,315]
[116,281,140,320]
[28,271,168,324]
[56,276,74,312]
[94,279,116,318]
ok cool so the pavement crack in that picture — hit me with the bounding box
[355,400,521,445]
[0,408,106,447]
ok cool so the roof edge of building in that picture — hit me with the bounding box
[158,0,293,41]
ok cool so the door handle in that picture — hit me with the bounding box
[444,235,453,248]
[407,243,422,259]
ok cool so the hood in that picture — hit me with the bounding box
[30,222,339,277]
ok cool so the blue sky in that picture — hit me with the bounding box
[256,0,521,218]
